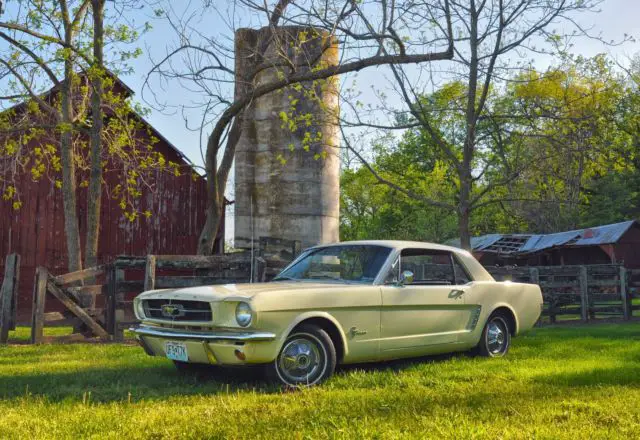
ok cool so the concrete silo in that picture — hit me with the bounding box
[234,26,340,250]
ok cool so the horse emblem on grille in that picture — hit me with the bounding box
[161,304,185,318]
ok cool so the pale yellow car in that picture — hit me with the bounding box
[132,241,543,386]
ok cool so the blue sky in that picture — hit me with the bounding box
[120,0,640,170]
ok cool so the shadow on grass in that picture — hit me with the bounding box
[535,365,640,387]
[0,362,278,402]
[0,351,468,403]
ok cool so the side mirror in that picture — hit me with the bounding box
[398,270,414,286]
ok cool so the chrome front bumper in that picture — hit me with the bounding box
[130,325,277,342]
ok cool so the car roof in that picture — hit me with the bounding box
[307,240,471,256]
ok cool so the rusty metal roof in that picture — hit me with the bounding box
[447,220,638,255]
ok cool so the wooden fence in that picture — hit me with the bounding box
[4,245,638,344]
[25,251,293,343]
[487,264,639,322]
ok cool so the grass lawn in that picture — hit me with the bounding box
[1,323,640,439]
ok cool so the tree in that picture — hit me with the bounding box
[145,0,456,254]
[1,0,92,271]
[1,0,167,270]
[502,55,637,231]
[343,52,640,242]
[341,0,612,249]
[85,0,105,268]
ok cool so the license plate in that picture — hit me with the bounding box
[165,341,188,362]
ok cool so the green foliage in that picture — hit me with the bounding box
[340,166,458,242]
[0,0,167,223]
[343,54,640,241]
[502,55,640,231]
[2,324,640,438]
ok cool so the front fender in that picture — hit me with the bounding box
[276,311,349,358]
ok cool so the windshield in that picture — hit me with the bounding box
[273,245,392,284]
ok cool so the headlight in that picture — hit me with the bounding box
[235,302,252,327]
[134,299,146,320]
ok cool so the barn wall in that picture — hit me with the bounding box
[615,224,640,269]
[0,131,218,321]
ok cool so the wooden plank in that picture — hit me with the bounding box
[542,309,582,317]
[579,266,589,322]
[54,265,105,285]
[620,266,630,320]
[539,281,580,288]
[113,257,147,269]
[0,253,19,343]
[154,254,252,269]
[46,277,109,339]
[43,312,66,322]
[155,276,248,289]
[67,285,104,296]
[144,255,156,291]
[587,280,620,287]
[589,306,624,314]
[30,267,48,344]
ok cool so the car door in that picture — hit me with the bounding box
[380,248,472,355]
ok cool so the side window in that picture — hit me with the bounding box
[400,249,455,285]
[452,256,472,285]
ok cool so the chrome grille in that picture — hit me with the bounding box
[142,299,212,322]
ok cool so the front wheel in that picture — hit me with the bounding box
[476,313,511,357]
[266,324,336,387]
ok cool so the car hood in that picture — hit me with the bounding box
[135,281,356,303]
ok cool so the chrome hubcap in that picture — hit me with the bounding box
[277,336,324,384]
[487,320,507,355]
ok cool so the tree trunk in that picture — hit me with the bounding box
[458,0,478,252]
[458,167,472,250]
[60,63,82,272]
[198,114,243,255]
[197,189,224,255]
[85,0,105,269]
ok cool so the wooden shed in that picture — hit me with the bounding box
[0,75,223,321]
[450,220,640,269]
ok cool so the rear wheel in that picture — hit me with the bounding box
[476,313,511,357]
[266,324,336,387]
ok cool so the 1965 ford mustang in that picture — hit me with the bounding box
[132,241,543,386]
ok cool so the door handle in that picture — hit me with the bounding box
[449,289,465,299]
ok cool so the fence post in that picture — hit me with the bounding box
[0,253,20,343]
[114,268,125,341]
[106,264,117,340]
[144,255,156,291]
[579,266,589,322]
[529,267,539,285]
[30,266,48,344]
[253,257,266,283]
[620,266,630,320]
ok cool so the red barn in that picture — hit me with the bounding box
[0,75,223,321]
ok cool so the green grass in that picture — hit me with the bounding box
[2,324,640,439]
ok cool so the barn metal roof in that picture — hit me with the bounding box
[447,220,638,255]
